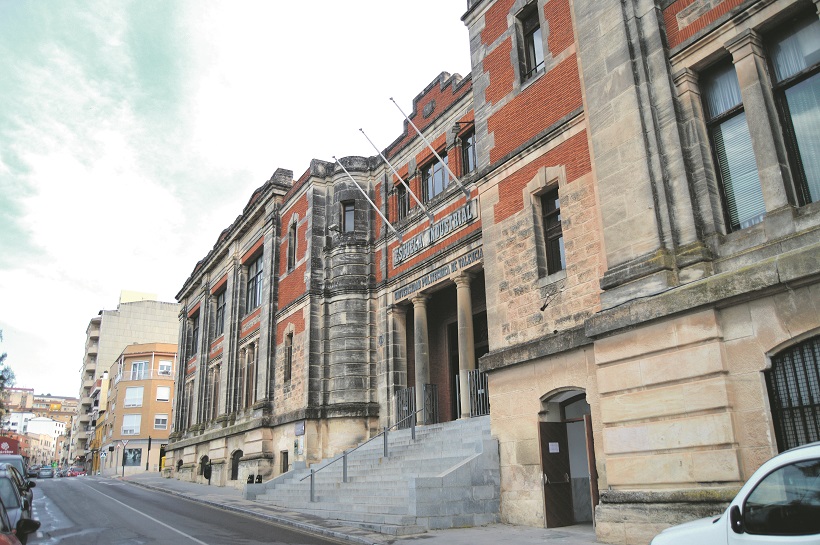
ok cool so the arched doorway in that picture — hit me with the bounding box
[231,450,243,481]
[199,455,211,481]
[538,389,598,528]
[766,335,820,451]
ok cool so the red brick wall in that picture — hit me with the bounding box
[494,130,591,223]
[544,0,574,55]
[482,0,516,46]
[276,310,305,344]
[487,55,582,163]
[484,38,515,106]
[384,76,472,161]
[279,261,307,309]
[663,0,744,49]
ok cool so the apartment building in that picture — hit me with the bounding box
[169,0,820,542]
[70,292,180,469]
[97,343,176,477]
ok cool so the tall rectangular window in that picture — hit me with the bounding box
[246,254,263,310]
[397,184,409,220]
[342,201,355,232]
[124,387,144,408]
[423,153,449,201]
[702,61,765,231]
[284,333,293,383]
[541,189,565,275]
[287,222,297,270]
[122,414,141,435]
[519,3,544,82]
[189,312,199,358]
[214,290,226,338]
[461,131,476,175]
[768,16,820,205]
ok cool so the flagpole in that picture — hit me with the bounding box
[389,97,471,200]
[359,128,435,225]
[333,157,402,243]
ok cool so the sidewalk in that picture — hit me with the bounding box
[121,472,601,545]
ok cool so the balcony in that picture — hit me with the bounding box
[84,360,97,373]
[85,341,98,356]
[76,429,88,441]
[80,396,93,407]
[78,413,91,424]
[83,378,94,390]
[115,369,175,383]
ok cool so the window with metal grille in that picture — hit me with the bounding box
[396,183,409,220]
[766,335,820,451]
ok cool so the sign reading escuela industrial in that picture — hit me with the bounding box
[392,199,478,267]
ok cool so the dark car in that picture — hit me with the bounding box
[0,460,25,483]
[0,467,32,517]
[0,469,32,545]
[0,495,39,545]
[35,467,52,479]
[23,468,35,480]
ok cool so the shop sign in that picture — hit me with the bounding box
[393,247,483,302]
[393,199,477,267]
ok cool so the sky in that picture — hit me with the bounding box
[0,0,472,398]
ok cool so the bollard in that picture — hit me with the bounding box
[383,427,388,458]
[310,469,315,502]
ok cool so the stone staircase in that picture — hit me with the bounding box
[244,416,500,535]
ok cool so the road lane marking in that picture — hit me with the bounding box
[83,483,211,544]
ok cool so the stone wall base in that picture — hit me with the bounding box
[595,488,737,545]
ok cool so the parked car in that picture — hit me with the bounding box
[66,467,86,477]
[0,467,32,514]
[23,468,35,480]
[0,468,33,545]
[0,460,25,483]
[651,441,820,544]
[0,496,38,545]
[35,467,52,479]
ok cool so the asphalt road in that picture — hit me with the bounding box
[27,476,348,545]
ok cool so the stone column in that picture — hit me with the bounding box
[726,30,794,211]
[455,274,476,419]
[411,295,430,421]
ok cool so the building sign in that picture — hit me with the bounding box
[0,437,19,455]
[393,199,478,267]
[393,247,483,302]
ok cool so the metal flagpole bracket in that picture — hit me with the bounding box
[359,128,435,226]
[389,97,472,201]
[333,156,403,243]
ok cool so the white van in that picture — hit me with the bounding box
[651,442,820,544]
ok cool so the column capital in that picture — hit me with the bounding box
[410,294,429,307]
[454,272,474,288]
[672,68,700,96]
[725,29,764,61]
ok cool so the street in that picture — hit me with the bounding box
[27,475,347,545]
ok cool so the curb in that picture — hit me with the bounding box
[123,478,383,545]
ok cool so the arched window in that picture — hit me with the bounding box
[766,335,820,451]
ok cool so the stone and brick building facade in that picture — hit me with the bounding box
[168,1,820,543]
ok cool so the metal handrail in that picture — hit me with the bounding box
[299,408,425,502]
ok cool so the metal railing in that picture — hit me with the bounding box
[299,407,426,502]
